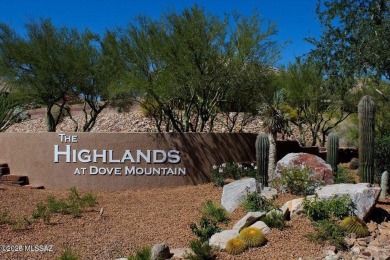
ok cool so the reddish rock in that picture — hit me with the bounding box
[274,153,333,185]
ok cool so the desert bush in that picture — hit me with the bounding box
[57,246,80,260]
[303,195,353,221]
[32,187,97,223]
[275,166,323,196]
[200,200,230,224]
[262,210,286,229]
[127,247,151,260]
[334,166,356,184]
[183,240,218,260]
[241,191,276,212]
[307,219,347,250]
[190,217,221,243]
[210,162,257,187]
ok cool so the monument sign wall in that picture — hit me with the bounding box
[0,133,256,190]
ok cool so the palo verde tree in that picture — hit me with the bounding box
[0,19,112,132]
[274,60,352,146]
[110,5,281,132]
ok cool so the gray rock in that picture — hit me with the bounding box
[250,221,271,235]
[151,243,171,260]
[261,187,278,200]
[209,229,239,250]
[221,178,258,212]
[283,197,310,220]
[233,211,266,231]
[315,183,381,219]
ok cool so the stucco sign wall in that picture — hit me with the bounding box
[0,132,256,190]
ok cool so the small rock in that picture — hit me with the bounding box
[151,243,171,260]
[260,187,278,200]
[209,230,239,250]
[233,212,266,231]
[249,221,271,235]
[170,248,193,259]
[283,197,311,220]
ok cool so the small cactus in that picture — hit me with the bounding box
[380,171,389,199]
[225,237,247,255]
[340,216,369,238]
[238,227,267,247]
[358,95,375,184]
[327,133,339,177]
[256,133,270,187]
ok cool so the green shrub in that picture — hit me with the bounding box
[200,200,230,224]
[32,187,97,223]
[375,134,390,182]
[277,166,323,196]
[127,247,151,260]
[303,195,353,221]
[307,219,347,250]
[334,166,356,184]
[0,210,13,225]
[190,217,221,243]
[184,240,218,260]
[262,210,286,229]
[241,191,276,212]
[210,162,257,187]
[57,246,79,260]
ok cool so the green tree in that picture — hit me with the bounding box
[276,61,351,146]
[0,19,112,132]
[308,0,390,83]
[109,5,281,132]
[0,82,24,131]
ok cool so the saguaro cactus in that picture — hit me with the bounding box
[327,133,339,177]
[380,171,388,199]
[358,95,375,184]
[256,133,270,187]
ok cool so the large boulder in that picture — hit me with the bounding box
[315,183,381,219]
[274,153,333,185]
[250,221,271,235]
[221,178,259,212]
[209,230,239,250]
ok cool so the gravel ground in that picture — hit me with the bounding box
[0,183,326,260]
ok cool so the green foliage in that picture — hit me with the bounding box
[32,187,97,223]
[190,217,221,243]
[340,216,370,238]
[200,200,230,224]
[303,195,353,221]
[238,227,267,247]
[57,246,80,260]
[110,5,281,133]
[183,240,217,260]
[275,166,323,196]
[0,210,32,230]
[375,134,390,182]
[262,210,286,230]
[307,219,347,250]
[256,133,270,187]
[241,191,276,213]
[358,95,376,184]
[225,238,247,255]
[210,162,257,187]
[333,166,356,184]
[127,247,152,260]
[309,0,390,82]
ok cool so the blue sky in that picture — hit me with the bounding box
[0,0,321,67]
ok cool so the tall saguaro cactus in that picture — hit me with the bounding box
[327,133,339,177]
[256,133,270,187]
[358,95,375,184]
